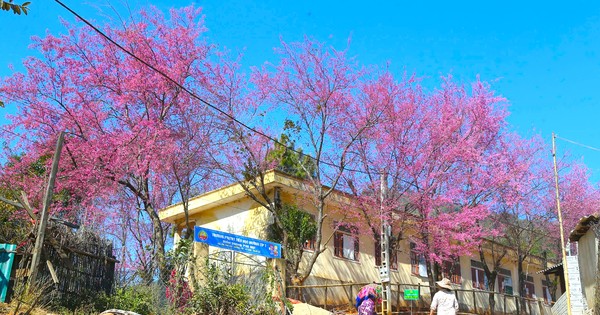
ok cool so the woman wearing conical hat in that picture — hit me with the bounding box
[429,278,459,315]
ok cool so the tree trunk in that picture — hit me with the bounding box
[517,258,525,315]
[147,204,168,282]
[487,279,496,314]
[478,248,498,315]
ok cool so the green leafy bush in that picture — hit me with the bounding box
[188,260,283,315]
[97,285,163,315]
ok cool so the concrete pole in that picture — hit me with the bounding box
[380,172,392,314]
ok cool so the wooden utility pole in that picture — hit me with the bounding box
[28,131,65,285]
[552,132,572,315]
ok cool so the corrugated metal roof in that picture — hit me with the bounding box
[537,262,563,274]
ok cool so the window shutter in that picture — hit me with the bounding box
[334,232,341,257]
[375,239,381,266]
[354,237,360,261]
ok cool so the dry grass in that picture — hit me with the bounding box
[0,302,59,315]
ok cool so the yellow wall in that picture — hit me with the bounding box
[164,174,559,310]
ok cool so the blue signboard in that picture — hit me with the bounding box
[194,226,281,259]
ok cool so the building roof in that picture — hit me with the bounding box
[158,169,353,225]
[569,214,599,242]
[538,262,563,275]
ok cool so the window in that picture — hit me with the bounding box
[303,214,317,251]
[497,268,513,295]
[303,238,316,251]
[523,276,535,298]
[470,260,488,290]
[410,243,428,277]
[542,280,553,304]
[375,238,398,270]
[441,258,462,284]
[334,225,359,261]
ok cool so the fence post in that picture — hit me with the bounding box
[351,284,354,310]
[324,286,328,310]
[472,290,477,314]
[397,283,400,311]
[417,283,421,308]
[503,294,506,315]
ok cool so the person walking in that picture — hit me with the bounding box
[430,278,459,315]
[356,283,381,315]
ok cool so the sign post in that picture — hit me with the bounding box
[194,226,281,259]
[404,289,419,315]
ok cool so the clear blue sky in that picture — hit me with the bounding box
[2,0,600,182]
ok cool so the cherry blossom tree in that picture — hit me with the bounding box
[554,161,600,235]
[212,37,385,286]
[348,76,513,290]
[0,5,230,281]
[491,138,600,312]
[472,134,546,312]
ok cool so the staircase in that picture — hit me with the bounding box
[552,256,587,315]
[566,256,587,314]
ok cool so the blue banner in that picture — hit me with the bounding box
[194,226,281,259]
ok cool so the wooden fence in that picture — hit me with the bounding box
[288,282,553,315]
[8,223,117,305]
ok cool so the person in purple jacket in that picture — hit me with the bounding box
[356,283,381,315]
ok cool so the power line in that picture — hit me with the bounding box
[53,0,373,176]
[555,135,600,153]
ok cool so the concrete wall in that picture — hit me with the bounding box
[578,230,598,309]
[172,185,559,313]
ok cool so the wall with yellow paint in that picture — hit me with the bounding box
[162,171,560,311]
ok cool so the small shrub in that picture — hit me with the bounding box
[165,269,192,313]
[98,285,158,315]
[189,262,253,315]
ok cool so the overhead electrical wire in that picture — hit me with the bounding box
[42,2,600,182]
[53,0,376,176]
[555,135,600,153]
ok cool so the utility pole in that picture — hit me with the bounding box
[552,132,572,315]
[379,172,392,315]
[28,131,65,286]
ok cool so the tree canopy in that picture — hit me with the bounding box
[1,4,598,289]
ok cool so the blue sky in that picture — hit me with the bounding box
[2,0,600,181]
